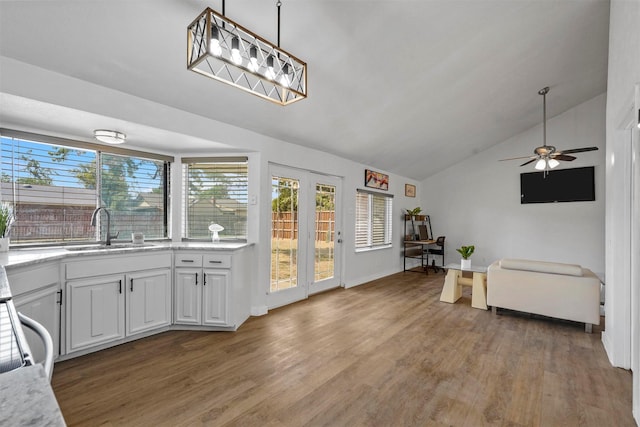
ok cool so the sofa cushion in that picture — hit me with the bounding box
[499,258,583,277]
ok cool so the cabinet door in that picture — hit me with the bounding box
[66,274,125,353]
[202,269,229,326]
[14,285,61,363]
[174,268,202,325]
[126,269,171,336]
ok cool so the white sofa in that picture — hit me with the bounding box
[487,259,601,332]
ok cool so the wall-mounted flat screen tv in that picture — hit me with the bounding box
[520,166,595,204]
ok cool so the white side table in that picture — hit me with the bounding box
[440,263,488,310]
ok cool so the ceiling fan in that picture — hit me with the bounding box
[500,86,598,171]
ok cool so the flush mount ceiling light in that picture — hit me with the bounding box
[94,129,126,144]
[187,0,306,105]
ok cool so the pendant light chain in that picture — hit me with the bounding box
[277,1,282,47]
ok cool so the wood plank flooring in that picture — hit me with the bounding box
[51,272,635,426]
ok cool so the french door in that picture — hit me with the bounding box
[268,165,342,309]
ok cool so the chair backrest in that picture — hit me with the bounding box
[435,236,445,247]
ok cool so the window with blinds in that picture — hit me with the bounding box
[355,190,393,250]
[99,153,168,240]
[0,132,171,245]
[182,158,248,240]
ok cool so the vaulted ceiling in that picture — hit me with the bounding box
[0,0,610,180]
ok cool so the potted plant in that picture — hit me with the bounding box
[456,245,475,269]
[0,202,15,252]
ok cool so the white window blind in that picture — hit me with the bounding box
[99,153,168,240]
[182,158,248,240]
[0,132,170,245]
[355,190,393,250]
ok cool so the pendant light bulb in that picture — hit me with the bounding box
[266,56,276,80]
[248,46,259,72]
[231,37,242,65]
[535,158,547,171]
[548,158,560,169]
[209,26,222,56]
[279,64,291,87]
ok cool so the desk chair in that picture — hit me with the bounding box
[427,236,446,273]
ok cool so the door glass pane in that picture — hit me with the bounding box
[271,176,299,292]
[315,183,335,282]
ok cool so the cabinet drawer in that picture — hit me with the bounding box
[175,254,203,267]
[203,254,231,268]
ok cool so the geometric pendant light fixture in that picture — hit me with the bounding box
[187,0,307,105]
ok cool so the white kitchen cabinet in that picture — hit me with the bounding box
[13,285,61,363]
[7,262,62,361]
[64,252,172,354]
[175,268,201,325]
[202,269,229,326]
[66,274,125,352]
[4,245,252,361]
[174,253,230,327]
[126,269,172,336]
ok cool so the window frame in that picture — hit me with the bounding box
[0,128,173,247]
[355,189,393,252]
[181,156,249,242]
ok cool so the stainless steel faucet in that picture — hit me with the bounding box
[90,207,118,246]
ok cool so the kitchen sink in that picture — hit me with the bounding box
[65,243,157,251]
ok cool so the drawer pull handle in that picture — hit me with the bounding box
[209,260,222,264]
[181,259,194,263]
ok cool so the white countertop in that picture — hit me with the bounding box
[0,365,66,426]
[0,241,252,269]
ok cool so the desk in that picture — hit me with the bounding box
[440,263,488,310]
[403,240,436,273]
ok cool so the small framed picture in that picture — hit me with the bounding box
[405,184,416,198]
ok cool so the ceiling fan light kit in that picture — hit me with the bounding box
[500,86,598,173]
[187,0,307,106]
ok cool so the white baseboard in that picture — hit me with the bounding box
[251,305,268,316]
[343,268,402,289]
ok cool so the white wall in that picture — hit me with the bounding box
[604,0,640,423]
[420,94,606,273]
[0,56,422,315]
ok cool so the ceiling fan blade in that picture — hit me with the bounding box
[520,158,537,167]
[553,154,577,161]
[557,146,599,155]
[499,155,535,161]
